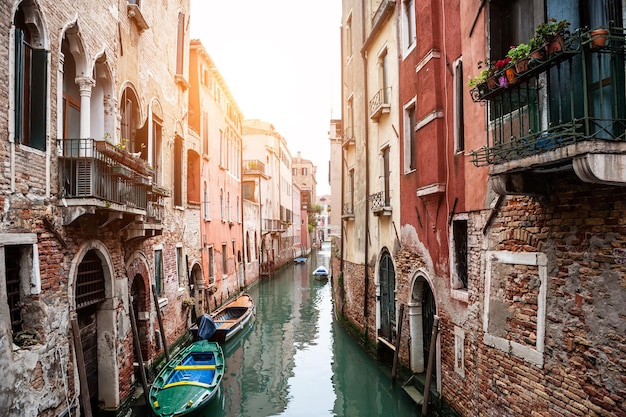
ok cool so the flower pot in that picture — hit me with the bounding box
[530,48,546,60]
[487,77,498,91]
[547,35,564,54]
[505,68,517,84]
[590,29,609,48]
[515,58,530,73]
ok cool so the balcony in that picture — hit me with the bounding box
[369,87,392,121]
[343,127,356,148]
[469,27,626,192]
[262,218,286,234]
[58,138,167,239]
[369,191,392,216]
[243,159,266,176]
[342,202,354,220]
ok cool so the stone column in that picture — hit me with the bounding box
[76,76,95,139]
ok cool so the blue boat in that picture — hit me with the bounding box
[294,257,307,264]
[149,340,224,417]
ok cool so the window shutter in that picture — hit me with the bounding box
[30,48,48,150]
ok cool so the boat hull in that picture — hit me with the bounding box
[211,293,255,343]
[149,340,224,417]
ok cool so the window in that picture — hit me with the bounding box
[237,196,240,223]
[403,99,416,173]
[221,243,227,274]
[401,0,416,54]
[227,192,231,222]
[207,246,214,282]
[154,249,164,296]
[176,246,184,287]
[348,169,355,214]
[379,49,389,104]
[453,59,464,153]
[346,13,353,59]
[203,181,211,221]
[14,5,48,151]
[489,0,535,60]
[174,136,183,206]
[2,235,42,347]
[381,147,390,205]
[452,219,468,290]
[302,167,308,176]
[219,130,224,167]
[220,189,224,221]
[202,111,209,156]
[176,13,185,75]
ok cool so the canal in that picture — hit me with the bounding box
[134,243,420,416]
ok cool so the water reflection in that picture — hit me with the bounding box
[137,244,419,417]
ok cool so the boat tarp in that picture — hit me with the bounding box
[197,314,217,341]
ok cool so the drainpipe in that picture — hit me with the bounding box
[340,23,345,278]
[361,0,370,329]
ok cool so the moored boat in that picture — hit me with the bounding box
[191,293,255,344]
[312,265,329,281]
[149,340,224,417]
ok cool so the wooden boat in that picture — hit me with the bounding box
[209,293,255,344]
[149,340,224,417]
[312,265,329,276]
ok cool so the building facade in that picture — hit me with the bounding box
[0,0,196,415]
[337,0,626,416]
[188,39,245,311]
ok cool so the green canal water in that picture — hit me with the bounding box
[134,244,420,416]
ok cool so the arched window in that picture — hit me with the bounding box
[14,3,48,150]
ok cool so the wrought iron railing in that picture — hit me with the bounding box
[58,138,149,209]
[243,159,265,175]
[368,191,390,212]
[470,27,626,166]
[342,202,354,217]
[262,218,285,233]
[369,87,392,119]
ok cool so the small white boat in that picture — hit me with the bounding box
[312,265,329,277]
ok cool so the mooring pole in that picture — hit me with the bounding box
[391,303,405,387]
[422,316,440,415]
[129,300,151,407]
[70,317,93,417]
[152,284,170,361]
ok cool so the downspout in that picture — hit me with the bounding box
[339,23,345,278]
[361,0,370,329]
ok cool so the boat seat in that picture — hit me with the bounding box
[175,365,216,370]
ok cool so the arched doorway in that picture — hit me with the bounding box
[408,271,437,383]
[378,249,396,341]
[130,274,148,363]
[75,249,107,412]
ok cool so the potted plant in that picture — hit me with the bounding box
[467,59,496,93]
[495,57,512,86]
[590,26,609,48]
[507,43,532,73]
[535,18,570,54]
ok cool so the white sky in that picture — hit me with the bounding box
[189,1,342,196]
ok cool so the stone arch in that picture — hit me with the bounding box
[60,19,88,77]
[126,251,152,362]
[68,240,119,409]
[407,268,441,392]
[118,81,144,150]
[92,50,115,140]
[12,0,49,49]
[374,247,396,342]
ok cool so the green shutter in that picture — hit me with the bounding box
[30,48,47,151]
[14,29,24,143]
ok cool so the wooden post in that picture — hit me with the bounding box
[152,284,170,361]
[70,317,93,417]
[129,300,151,407]
[391,304,405,387]
[422,316,440,415]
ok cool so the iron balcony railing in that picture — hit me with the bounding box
[342,202,354,218]
[58,138,151,210]
[343,127,355,147]
[368,191,390,213]
[369,87,392,120]
[262,218,286,233]
[243,159,265,175]
[470,26,626,166]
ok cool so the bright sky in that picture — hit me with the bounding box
[189,1,342,196]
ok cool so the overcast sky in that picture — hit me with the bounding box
[189,1,342,195]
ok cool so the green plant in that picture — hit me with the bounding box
[467,59,495,87]
[533,18,570,45]
[507,43,531,62]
